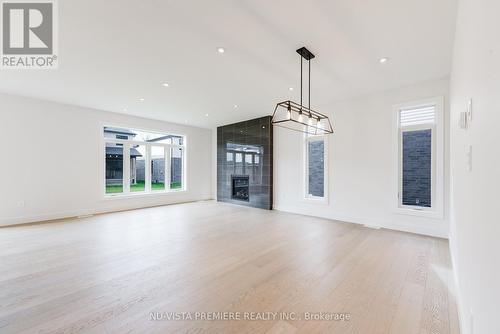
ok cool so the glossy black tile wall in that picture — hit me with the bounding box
[217,116,273,210]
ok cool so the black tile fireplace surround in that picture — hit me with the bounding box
[217,116,273,210]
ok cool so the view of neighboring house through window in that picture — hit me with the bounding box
[305,134,326,199]
[130,145,146,192]
[103,127,185,195]
[105,146,124,194]
[151,146,166,191]
[170,147,183,189]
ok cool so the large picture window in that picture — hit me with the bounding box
[305,134,327,200]
[395,97,444,216]
[103,126,185,196]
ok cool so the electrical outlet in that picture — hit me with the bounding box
[17,200,26,208]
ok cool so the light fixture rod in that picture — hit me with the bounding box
[300,55,303,108]
[296,47,314,112]
[308,58,311,110]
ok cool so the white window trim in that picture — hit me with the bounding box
[392,96,444,219]
[100,123,187,199]
[304,133,329,204]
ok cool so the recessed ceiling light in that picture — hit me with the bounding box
[205,113,209,117]
[234,104,238,109]
[138,98,145,102]
[162,83,169,87]
[217,47,225,54]
[379,57,389,64]
[288,87,294,91]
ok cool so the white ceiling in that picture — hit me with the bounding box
[0,0,457,129]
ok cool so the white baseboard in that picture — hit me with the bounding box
[273,205,448,238]
[449,238,467,334]
[0,198,212,227]
[364,224,382,229]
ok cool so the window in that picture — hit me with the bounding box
[103,126,185,196]
[130,145,146,192]
[394,97,444,216]
[151,146,166,191]
[305,134,327,200]
[170,147,183,189]
[105,146,124,194]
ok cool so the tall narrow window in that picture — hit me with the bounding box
[130,145,146,192]
[395,98,443,215]
[305,135,327,199]
[103,127,185,196]
[170,147,183,190]
[105,146,123,194]
[151,146,166,191]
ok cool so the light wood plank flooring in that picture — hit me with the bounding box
[0,201,459,334]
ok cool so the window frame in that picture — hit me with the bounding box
[304,133,329,203]
[101,124,187,198]
[393,97,444,218]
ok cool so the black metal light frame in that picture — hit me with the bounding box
[271,47,334,135]
[272,100,333,135]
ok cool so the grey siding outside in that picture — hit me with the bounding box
[402,129,432,207]
[308,140,325,197]
[171,158,182,184]
[136,158,182,184]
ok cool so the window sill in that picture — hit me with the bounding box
[303,196,329,205]
[395,207,443,219]
[103,189,187,200]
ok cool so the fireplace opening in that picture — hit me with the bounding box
[232,175,249,202]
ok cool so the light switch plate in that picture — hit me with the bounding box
[460,111,468,129]
[467,98,473,122]
[466,145,472,172]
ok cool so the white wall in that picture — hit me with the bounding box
[274,78,450,238]
[449,0,500,333]
[0,93,213,226]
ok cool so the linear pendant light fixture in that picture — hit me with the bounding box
[271,47,333,135]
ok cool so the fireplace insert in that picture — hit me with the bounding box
[232,175,249,202]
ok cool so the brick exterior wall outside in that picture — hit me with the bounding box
[308,140,325,197]
[402,129,432,207]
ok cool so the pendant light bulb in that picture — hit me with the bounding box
[308,115,313,125]
[317,117,323,128]
[298,112,303,122]
[287,105,291,120]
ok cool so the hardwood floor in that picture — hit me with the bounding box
[0,201,459,334]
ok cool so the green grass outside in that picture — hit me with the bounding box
[106,180,182,194]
